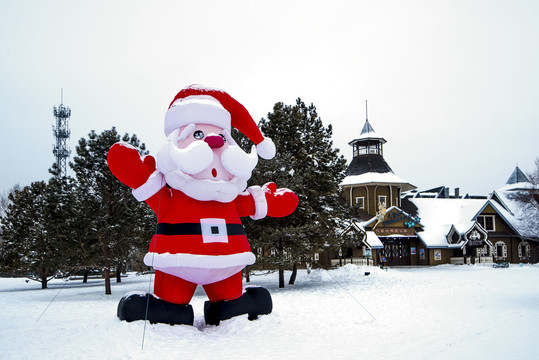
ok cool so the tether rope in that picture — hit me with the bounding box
[324,269,376,321]
[36,277,69,322]
[141,175,165,350]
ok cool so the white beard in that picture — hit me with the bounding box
[164,170,247,203]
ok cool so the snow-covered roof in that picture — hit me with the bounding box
[410,198,488,248]
[452,221,475,235]
[340,220,384,249]
[491,187,539,240]
[365,231,384,249]
[341,172,415,191]
[408,181,539,247]
[497,182,536,192]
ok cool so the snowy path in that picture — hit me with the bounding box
[1,264,538,359]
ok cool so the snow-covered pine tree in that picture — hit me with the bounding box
[0,180,67,288]
[44,165,83,279]
[237,99,349,287]
[70,128,154,294]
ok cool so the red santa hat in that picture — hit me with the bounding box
[164,85,276,160]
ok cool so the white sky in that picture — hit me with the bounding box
[1,0,538,196]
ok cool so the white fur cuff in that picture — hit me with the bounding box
[247,185,268,220]
[132,170,165,201]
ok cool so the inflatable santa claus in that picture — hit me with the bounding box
[107,85,298,326]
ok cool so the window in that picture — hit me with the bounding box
[518,242,530,258]
[368,145,379,154]
[475,246,489,257]
[378,195,387,207]
[494,241,507,259]
[451,231,460,244]
[477,215,495,231]
[355,197,365,209]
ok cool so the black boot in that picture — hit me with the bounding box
[117,292,194,326]
[204,287,272,326]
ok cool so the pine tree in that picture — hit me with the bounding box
[0,181,67,288]
[70,128,154,294]
[44,166,81,278]
[239,99,349,287]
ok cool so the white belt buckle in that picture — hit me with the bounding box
[200,218,228,243]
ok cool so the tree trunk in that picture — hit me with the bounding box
[83,270,88,283]
[245,268,250,283]
[116,262,122,283]
[278,240,285,288]
[40,267,48,289]
[104,264,112,295]
[288,263,298,285]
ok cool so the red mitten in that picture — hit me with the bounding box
[263,182,299,218]
[107,142,156,189]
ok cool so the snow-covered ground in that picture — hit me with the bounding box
[1,264,538,360]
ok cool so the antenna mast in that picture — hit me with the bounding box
[52,89,71,177]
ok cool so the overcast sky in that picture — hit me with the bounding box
[1,0,538,197]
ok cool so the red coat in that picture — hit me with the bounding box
[143,187,257,285]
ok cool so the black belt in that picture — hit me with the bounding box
[156,222,245,236]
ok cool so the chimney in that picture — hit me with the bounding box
[455,188,460,198]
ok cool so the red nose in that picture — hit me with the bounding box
[205,135,224,149]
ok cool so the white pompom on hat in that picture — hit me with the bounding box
[164,85,276,160]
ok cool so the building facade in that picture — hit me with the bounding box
[331,118,539,267]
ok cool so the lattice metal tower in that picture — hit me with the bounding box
[52,91,71,177]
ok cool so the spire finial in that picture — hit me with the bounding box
[365,100,368,122]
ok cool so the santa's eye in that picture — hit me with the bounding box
[220,134,226,142]
[193,130,204,140]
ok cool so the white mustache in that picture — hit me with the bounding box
[156,129,213,175]
[156,128,258,180]
[221,145,258,179]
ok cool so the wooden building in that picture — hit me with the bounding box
[341,119,415,214]
[331,117,539,267]
[332,118,418,267]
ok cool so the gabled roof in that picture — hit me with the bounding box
[365,231,384,249]
[478,200,521,236]
[340,220,383,249]
[447,222,491,249]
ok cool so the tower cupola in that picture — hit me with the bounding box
[341,102,415,216]
[348,119,387,157]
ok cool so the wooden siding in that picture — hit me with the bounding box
[343,185,402,217]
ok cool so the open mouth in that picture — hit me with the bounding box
[212,168,217,178]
